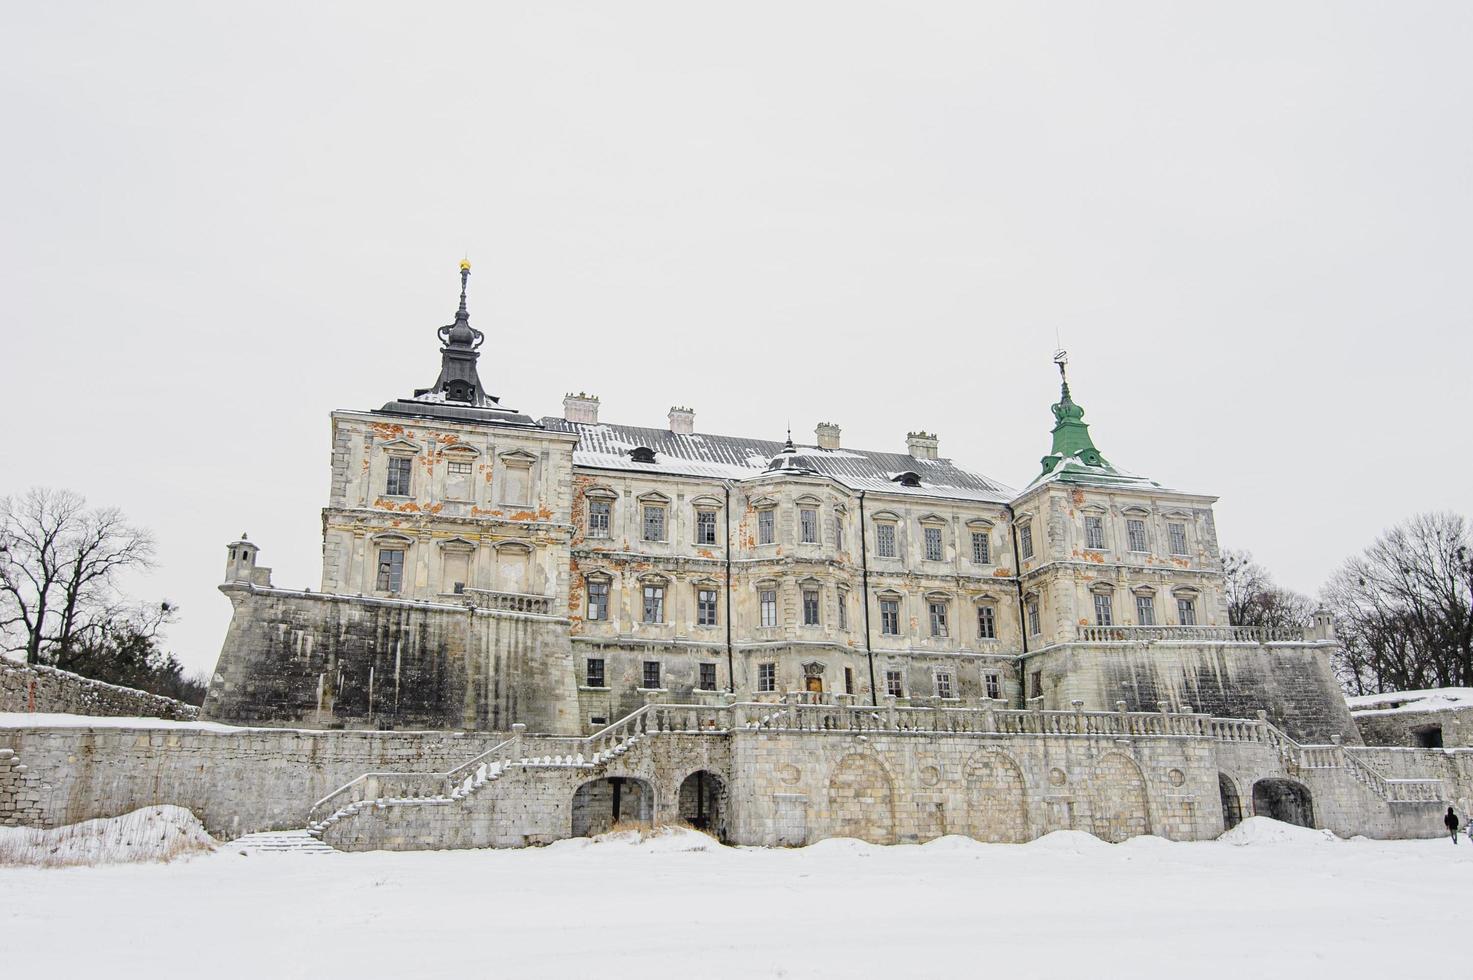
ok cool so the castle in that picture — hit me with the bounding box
[6,263,1466,849]
[204,261,1353,742]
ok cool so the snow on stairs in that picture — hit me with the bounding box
[230,830,339,855]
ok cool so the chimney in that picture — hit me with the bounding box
[815,422,841,451]
[906,431,938,460]
[563,392,600,424]
[668,406,694,435]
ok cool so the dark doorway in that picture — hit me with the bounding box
[571,777,654,837]
[1219,773,1244,831]
[1251,778,1314,828]
[1413,725,1444,749]
[677,770,728,841]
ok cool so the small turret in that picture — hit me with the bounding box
[224,535,272,588]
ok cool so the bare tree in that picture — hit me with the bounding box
[0,488,156,664]
[1323,512,1473,694]
[1222,548,1315,630]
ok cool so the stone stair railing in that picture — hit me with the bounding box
[307,731,525,832]
[1208,714,1444,806]
[304,702,735,839]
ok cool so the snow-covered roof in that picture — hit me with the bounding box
[1345,688,1473,715]
[539,419,1016,504]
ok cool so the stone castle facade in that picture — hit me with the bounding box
[202,263,1354,744]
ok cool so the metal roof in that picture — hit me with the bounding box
[539,418,1015,504]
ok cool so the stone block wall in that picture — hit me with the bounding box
[1024,641,1360,743]
[0,724,499,836]
[1352,706,1473,749]
[726,730,1221,846]
[0,660,199,721]
[203,586,579,734]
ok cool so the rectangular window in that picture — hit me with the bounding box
[799,508,818,544]
[1027,598,1041,636]
[1084,515,1105,550]
[876,523,897,558]
[758,662,776,693]
[376,548,405,593]
[697,588,718,627]
[977,605,996,639]
[1136,594,1156,626]
[880,598,900,636]
[586,579,609,621]
[758,509,775,545]
[837,591,848,630]
[935,671,955,700]
[928,600,948,637]
[984,672,1001,700]
[1019,522,1034,559]
[386,456,412,496]
[699,662,717,691]
[585,658,605,688]
[924,526,943,561]
[1126,518,1148,553]
[1177,596,1197,626]
[835,517,845,551]
[642,505,666,542]
[587,499,611,538]
[971,531,990,564]
[802,588,820,626]
[696,509,718,545]
[1029,670,1043,699]
[642,661,661,689]
[885,669,904,698]
[844,666,855,695]
[642,585,664,623]
[1093,593,1114,627]
[760,589,778,628]
[446,460,473,500]
[1168,522,1188,556]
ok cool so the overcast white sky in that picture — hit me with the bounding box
[2,3,1470,675]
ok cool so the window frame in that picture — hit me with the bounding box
[585,577,610,621]
[928,599,949,637]
[695,508,719,546]
[585,658,606,688]
[802,587,821,626]
[971,530,991,564]
[696,587,719,627]
[934,670,955,700]
[1093,592,1114,627]
[757,507,776,545]
[757,662,777,693]
[1167,521,1189,556]
[641,584,665,624]
[759,588,779,628]
[976,604,996,639]
[1019,521,1034,560]
[879,596,901,636]
[1084,514,1106,551]
[875,521,898,559]
[385,455,413,497]
[884,668,905,698]
[375,547,406,593]
[923,524,944,562]
[1135,593,1156,626]
[1126,517,1149,553]
[642,503,667,543]
[641,660,662,690]
[698,662,718,691]
[799,507,819,544]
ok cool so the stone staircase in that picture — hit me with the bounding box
[230,830,339,855]
[303,702,725,844]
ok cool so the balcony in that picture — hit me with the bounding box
[1075,624,1308,644]
[462,588,553,616]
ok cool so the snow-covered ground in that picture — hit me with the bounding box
[1346,687,1473,714]
[1,819,1467,979]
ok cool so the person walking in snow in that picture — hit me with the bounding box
[1445,806,1460,844]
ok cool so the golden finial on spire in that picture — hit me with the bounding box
[459,257,472,271]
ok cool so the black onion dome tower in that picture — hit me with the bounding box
[379,260,538,426]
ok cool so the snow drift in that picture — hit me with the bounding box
[1218,816,1340,846]
[0,805,217,867]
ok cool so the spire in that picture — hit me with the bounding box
[1039,350,1108,476]
[429,259,491,404]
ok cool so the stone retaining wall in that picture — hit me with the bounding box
[0,660,199,721]
[0,724,500,836]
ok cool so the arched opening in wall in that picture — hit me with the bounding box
[1090,753,1151,843]
[827,754,896,844]
[678,770,728,841]
[1251,778,1314,828]
[1219,773,1244,831]
[571,777,654,838]
[964,751,1029,843]
[1412,725,1444,749]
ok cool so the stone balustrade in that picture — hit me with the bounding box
[463,589,553,616]
[1075,624,1308,644]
